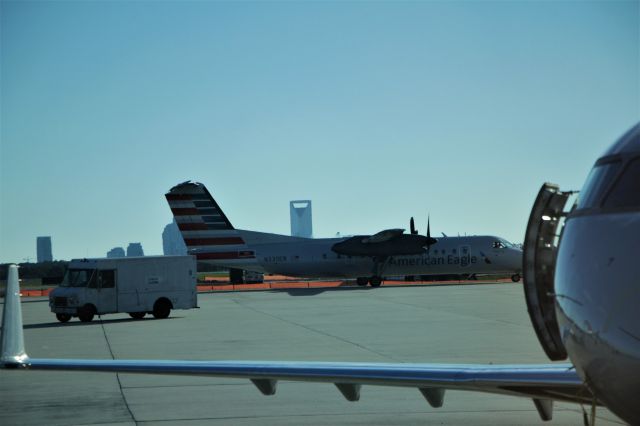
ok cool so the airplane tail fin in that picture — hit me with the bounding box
[1,264,29,367]
[165,181,255,262]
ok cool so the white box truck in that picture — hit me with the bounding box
[49,255,197,323]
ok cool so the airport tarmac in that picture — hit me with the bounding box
[0,283,624,426]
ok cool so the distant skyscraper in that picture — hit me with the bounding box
[36,236,53,263]
[107,247,125,258]
[290,200,313,238]
[163,220,187,255]
[126,243,144,257]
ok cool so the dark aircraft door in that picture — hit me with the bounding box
[97,269,117,313]
[459,245,471,268]
[523,183,571,361]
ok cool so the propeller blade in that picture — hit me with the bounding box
[425,214,438,253]
[410,217,417,235]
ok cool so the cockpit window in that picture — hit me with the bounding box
[603,157,640,209]
[576,160,622,209]
[492,238,513,249]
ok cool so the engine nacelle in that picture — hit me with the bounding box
[523,183,573,361]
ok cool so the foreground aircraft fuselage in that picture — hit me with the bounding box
[165,182,523,284]
[552,124,640,424]
[523,122,640,424]
[555,209,640,424]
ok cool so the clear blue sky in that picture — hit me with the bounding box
[1,0,638,263]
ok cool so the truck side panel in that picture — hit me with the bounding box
[116,257,197,313]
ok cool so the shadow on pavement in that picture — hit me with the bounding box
[269,286,375,297]
[23,316,183,329]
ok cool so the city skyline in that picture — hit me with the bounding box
[162,220,187,256]
[106,247,125,259]
[290,200,313,238]
[1,1,638,263]
[36,236,52,263]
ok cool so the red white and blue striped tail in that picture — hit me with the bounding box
[165,181,255,262]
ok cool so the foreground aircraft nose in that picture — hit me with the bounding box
[555,213,640,425]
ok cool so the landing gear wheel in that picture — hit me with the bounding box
[511,274,521,282]
[152,299,171,319]
[129,312,146,319]
[56,313,71,323]
[356,277,369,287]
[78,304,95,322]
[369,276,382,287]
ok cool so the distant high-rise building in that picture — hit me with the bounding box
[36,236,53,263]
[107,247,125,258]
[290,200,313,238]
[126,243,144,257]
[163,220,187,255]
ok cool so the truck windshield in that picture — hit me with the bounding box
[60,269,96,288]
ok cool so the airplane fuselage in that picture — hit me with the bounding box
[204,232,522,279]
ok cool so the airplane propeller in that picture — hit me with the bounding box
[410,217,418,235]
[410,216,438,252]
[425,214,438,252]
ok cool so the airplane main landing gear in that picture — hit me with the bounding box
[355,276,383,287]
[369,276,382,287]
[356,277,369,287]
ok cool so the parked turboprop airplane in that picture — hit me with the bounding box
[165,182,523,286]
[2,122,638,424]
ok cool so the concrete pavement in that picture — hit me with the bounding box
[0,284,624,425]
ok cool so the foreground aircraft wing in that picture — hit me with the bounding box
[1,265,595,422]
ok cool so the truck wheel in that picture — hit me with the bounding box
[78,304,95,322]
[152,299,171,319]
[56,313,71,323]
[356,277,369,286]
[511,274,521,282]
[129,312,146,319]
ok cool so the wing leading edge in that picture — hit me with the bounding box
[1,265,595,422]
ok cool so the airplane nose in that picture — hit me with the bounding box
[555,212,640,425]
[509,248,523,271]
